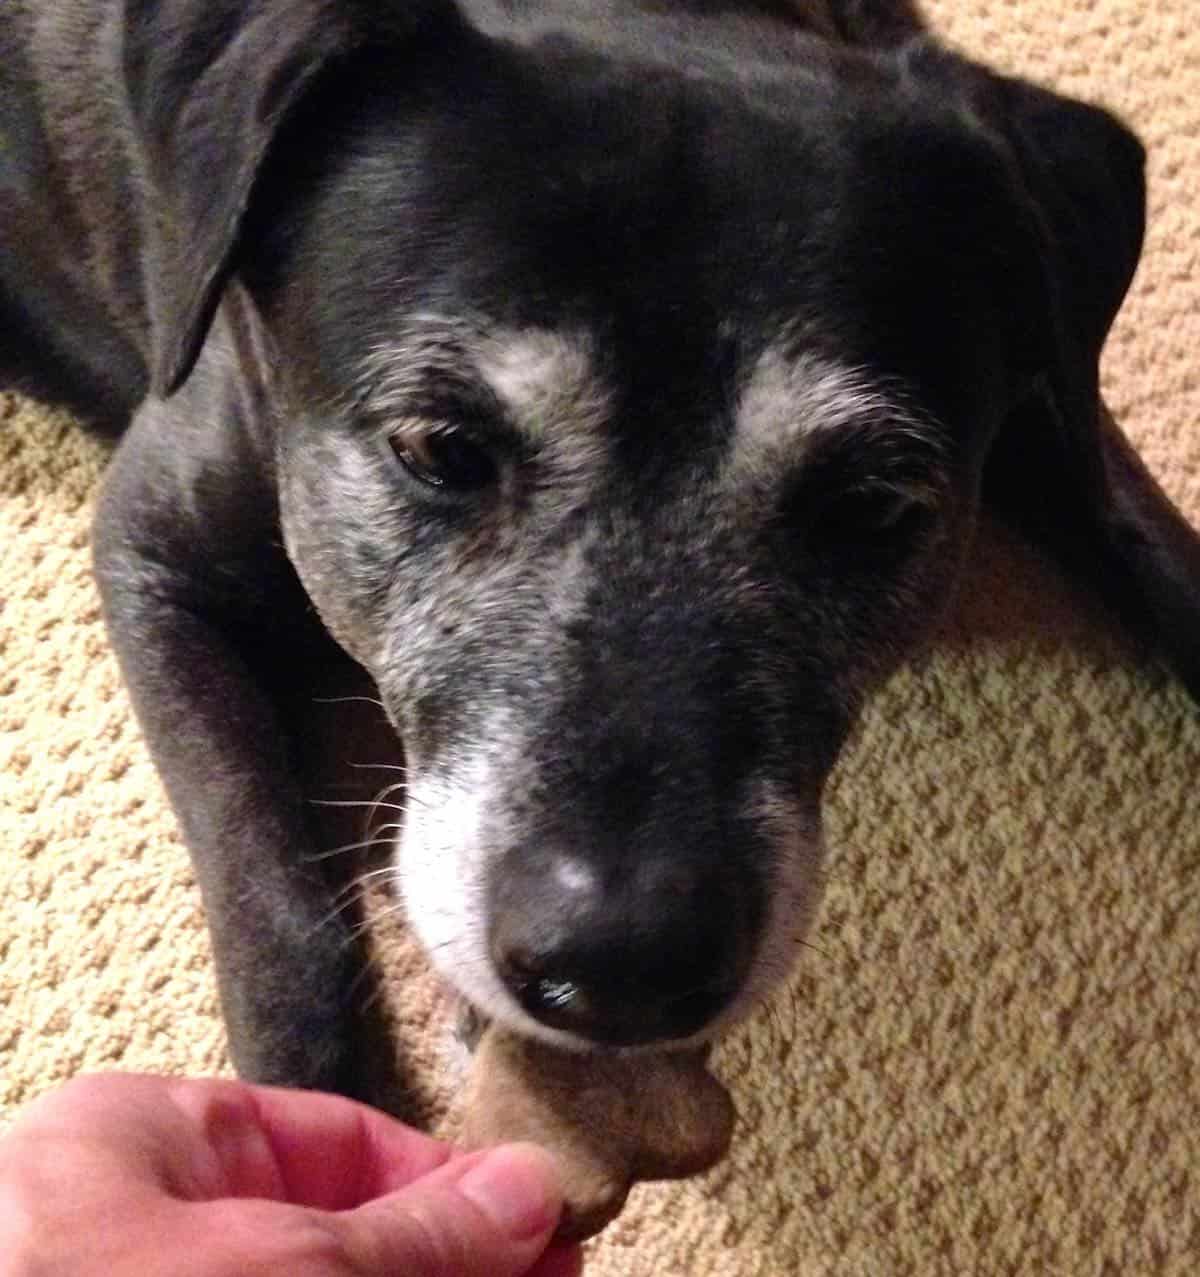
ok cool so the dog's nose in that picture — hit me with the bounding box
[489,858,750,1046]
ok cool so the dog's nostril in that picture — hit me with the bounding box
[502,948,586,1017]
[492,919,743,1047]
[532,977,580,1012]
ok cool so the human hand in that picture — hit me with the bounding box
[0,1073,582,1277]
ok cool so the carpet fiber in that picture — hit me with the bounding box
[2,1,1198,1272]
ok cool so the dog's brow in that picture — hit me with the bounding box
[357,321,611,453]
[728,347,943,482]
[475,328,611,446]
[357,317,490,419]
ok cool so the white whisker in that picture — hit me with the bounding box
[302,825,403,864]
[311,694,386,709]
[309,798,407,813]
[305,861,407,945]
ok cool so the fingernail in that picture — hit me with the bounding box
[458,1144,562,1241]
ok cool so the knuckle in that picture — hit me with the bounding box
[203,1203,355,1277]
[352,1197,473,1277]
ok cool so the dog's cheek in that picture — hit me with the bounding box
[375,538,575,770]
[729,783,827,1023]
[275,423,452,669]
[826,518,974,710]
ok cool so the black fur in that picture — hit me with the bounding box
[3,0,1197,1104]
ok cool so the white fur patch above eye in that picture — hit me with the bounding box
[358,318,612,480]
[476,328,612,452]
[728,347,929,484]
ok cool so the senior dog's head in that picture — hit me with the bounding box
[118,0,1195,1049]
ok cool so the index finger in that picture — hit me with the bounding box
[164,1077,456,1209]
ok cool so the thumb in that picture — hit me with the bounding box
[338,1143,566,1277]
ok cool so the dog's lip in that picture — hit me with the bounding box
[522,980,736,1047]
[452,988,730,1059]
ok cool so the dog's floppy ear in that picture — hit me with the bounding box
[814,0,924,46]
[124,0,460,396]
[946,56,1200,701]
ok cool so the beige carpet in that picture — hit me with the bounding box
[3,1,1199,1272]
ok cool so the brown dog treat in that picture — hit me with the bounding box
[460,1027,735,1242]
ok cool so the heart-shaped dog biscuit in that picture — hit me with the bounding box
[460,1026,735,1242]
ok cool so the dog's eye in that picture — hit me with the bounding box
[389,421,497,492]
[814,484,936,547]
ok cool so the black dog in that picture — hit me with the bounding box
[3,0,1199,1110]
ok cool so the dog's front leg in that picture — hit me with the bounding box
[91,398,407,1112]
